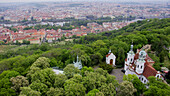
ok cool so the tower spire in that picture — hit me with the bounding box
[77,55,79,62]
[131,40,133,51]
[109,49,111,53]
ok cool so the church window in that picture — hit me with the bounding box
[141,66,143,69]
[142,78,143,81]
[137,65,139,68]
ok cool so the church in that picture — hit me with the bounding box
[73,55,82,70]
[124,44,164,84]
[106,50,116,66]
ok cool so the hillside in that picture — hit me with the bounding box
[0,18,170,96]
[76,18,170,68]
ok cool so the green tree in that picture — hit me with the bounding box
[117,48,125,66]
[29,80,48,95]
[87,89,101,96]
[117,81,137,96]
[16,40,21,45]
[159,50,165,63]
[90,52,103,66]
[10,76,29,93]
[0,70,20,79]
[11,28,18,32]
[40,44,50,51]
[80,54,91,67]
[63,64,81,78]
[22,40,30,45]
[123,74,146,96]
[47,87,64,96]
[144,76,170,96]
[50,58,64,68]
[106,74,118,87]
[31,68,57,87]
[81,66,94,76]
[20,87,41,96]
[54,74,67,88]
[30,57,50,69]
[0,78,16,96]
[83,71,107,91]
[99,83,116,96]
[95,68,108,76]
[99,63,113,73]
[64,79,86,96]
[27,57,50,80]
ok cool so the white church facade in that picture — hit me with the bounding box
[106,50,116,66]
[124,44,164,84]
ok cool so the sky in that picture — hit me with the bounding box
[0,0,169,3]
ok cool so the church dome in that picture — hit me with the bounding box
[139,50,146,59]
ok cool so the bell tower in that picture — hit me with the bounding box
[124,44,135,71]
[136,50,146,74]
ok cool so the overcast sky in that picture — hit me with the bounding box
[0,0,169,3]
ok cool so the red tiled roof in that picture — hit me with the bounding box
[76,34,81,36]
[28,38,39,41]
[32,32,45,36]
[106,53,111,57]
[125,58,127,61]
[143,62,157,79]
[81,33,87,35]
[134,53,139,60]
[24,30,37,33]
[13,37,26,41]
[125,49,163,79]
[126,50,161,79]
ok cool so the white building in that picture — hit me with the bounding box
[53,69,64,75]
[73,55,82,70]
[106,50,116,66]
[124,44,163,84]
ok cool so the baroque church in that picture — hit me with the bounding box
[124,44,164,84]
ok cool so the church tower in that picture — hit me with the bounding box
[124,44,135,71]
[135,50,146,74]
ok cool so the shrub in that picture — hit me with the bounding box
[99,63,113,73]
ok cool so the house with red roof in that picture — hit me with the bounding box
[124,44,164,84]
[24,29,37,35]
[28,38,40,44]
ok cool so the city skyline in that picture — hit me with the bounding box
[0,0,169,3]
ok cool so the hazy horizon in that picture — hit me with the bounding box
[0,0,169,3]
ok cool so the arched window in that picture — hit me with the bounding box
[142,78,143,81]
[141,66,143,69]
[144,80,146,83]
[157,75,159,78]
[137,65,139,68]
[139,77,141,79]
[131,58,133,61]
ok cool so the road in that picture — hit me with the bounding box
[110,68,124,83]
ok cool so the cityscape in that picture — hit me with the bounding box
[0,0,170,96]
[0,1,169,44]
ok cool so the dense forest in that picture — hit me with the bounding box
[0,18,170,96]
